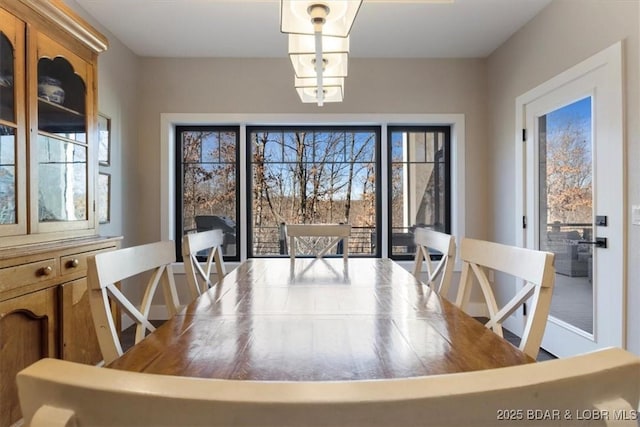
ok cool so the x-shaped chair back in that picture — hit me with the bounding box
[412,228,456,296]
[286,224,351,261]
[182,229,227,300]
[454,238,555,359]
[87,240,180,364]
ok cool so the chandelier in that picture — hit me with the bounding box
[280,1,363,106]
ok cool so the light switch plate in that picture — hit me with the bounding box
[632,205,640,226]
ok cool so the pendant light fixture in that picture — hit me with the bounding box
[280,1,362,106]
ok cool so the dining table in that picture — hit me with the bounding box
[107,257,533,380]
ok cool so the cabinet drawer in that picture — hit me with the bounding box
[60,253,90,276]
[60,248,112,277]
[0,259,57,293]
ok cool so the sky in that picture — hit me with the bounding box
[545,96,592,145]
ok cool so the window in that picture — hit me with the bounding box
[163,114,465,262]
[247,126,381,257]
[388,126,451,260]
[175,126,240,261]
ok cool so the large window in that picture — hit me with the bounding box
[247,126,381,257]
[388,126,451,260]
[175,126,239,261]
[168,117,461,262]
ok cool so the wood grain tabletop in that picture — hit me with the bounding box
[107,258,533,380]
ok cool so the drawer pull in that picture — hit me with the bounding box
[39,266,53,276]
[67,259,80,268]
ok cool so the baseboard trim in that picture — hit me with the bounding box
[503,315,524,338]
[119,307,172,331]
[463,302,489,317]
[149,305,173,320]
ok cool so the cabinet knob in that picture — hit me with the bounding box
[67,259,80,268]
[40,266,53,276]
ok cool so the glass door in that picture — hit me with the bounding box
[538,97,594,334]
[518,42,624,357]
[32,32,94,233]
[37,56,87,223]
[0,9,26,237]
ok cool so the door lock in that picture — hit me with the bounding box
[578,237,607,248]
[595,215,608,226]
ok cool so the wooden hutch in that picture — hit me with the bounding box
[0,1,119,425]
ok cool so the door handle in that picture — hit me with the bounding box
[578,237,607,248]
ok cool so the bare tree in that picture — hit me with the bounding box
[345,132,374,222]
[182,131,236,231]
[546,121,592,224]
[248,129,377,255]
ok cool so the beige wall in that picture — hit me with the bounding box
[66,0,141,248]
[487,0,640,352]
[95,38,140,248]
[136,57,489,245]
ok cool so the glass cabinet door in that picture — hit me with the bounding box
[0,9,26,237]
[32,32,93,232]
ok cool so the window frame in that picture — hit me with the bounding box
[387,125,452,261]
[174,125,241,262]
[160,113,466,268]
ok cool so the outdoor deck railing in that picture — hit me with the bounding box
[252,225,376,256]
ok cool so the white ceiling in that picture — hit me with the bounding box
[72,0,552,58]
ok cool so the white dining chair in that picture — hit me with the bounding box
[412,227,456,296]
[18,348,640,427]
[285,223,351,261]
[454,237,555,359]
[87,240,181,364]
[182,229,227,300]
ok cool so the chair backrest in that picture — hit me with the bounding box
[454,238,555,359]
[412,228,456,296]
[285,224,351,260]
[182,229,227,299]
[87,240,180,364]
[18,348,640,427]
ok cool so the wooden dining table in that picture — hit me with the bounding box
[107,257,533,380]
